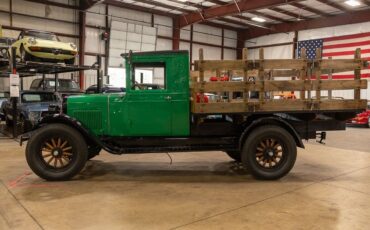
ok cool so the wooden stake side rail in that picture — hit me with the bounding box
[191,48,368,114]
[193,100,368,114]
[192,79,367,92]
[194,59,367,72]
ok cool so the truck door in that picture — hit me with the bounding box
[126,61,172,136]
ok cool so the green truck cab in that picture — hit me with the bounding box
[67,51,190,137]
[23,50,365,181]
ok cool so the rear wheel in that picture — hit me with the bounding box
[26,124,88,181]
[241,125,297,180]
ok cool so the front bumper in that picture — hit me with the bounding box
[25,46,76,60]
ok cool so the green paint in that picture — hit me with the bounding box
[67,51,190,137]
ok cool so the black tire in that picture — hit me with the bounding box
[87,145,101,160]
[26,124,88,181]
[225,151,241,162]
[65,58,75,65]
[241,125,297,180]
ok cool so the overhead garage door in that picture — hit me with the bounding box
[109,21,157,67]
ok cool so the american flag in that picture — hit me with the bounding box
[298,32,370,79]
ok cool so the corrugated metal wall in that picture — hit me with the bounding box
[0,1,238,90]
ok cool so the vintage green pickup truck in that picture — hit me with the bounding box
[22,49,368,181]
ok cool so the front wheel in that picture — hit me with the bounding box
[26,124,88,181]
[242,125,297,180]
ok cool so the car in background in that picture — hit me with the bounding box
[3,91,60,133]
[0,92,9,120]
[30,78,81,93]
[0,37,16,66]
[347,103,370,127]
[133,83,162,90]
[11,30,78,64]
[85,84,126,94]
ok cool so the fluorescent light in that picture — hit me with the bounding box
[177,0,187,2]
[251,17,266,23]
[345,0,361,7]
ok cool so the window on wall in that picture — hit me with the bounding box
[108,67,126,88]
[131,62,165,90]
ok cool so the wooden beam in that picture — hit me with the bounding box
[192,100,367,114]
[244,9,370,39]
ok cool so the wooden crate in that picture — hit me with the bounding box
[191,48,368,114]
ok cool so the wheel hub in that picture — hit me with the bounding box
[255,138,283,169]
[41,137,73,168]
[52,149,62,157]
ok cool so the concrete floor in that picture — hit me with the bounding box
[1,127,370,230]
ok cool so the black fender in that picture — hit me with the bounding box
[239,116,305,150]
[20,114,103,149]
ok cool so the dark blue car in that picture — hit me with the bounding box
[3,91,60,133]
[0,92,9,120]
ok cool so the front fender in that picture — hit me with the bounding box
[20,114,102,148]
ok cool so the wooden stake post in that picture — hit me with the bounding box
[191,48,368,114]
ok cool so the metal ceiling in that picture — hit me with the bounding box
[105,0,370,30]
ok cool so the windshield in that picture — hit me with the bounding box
[0,92,9,98]
[47,79,79,89]
[21,93,57,103]
[25,31,60,41]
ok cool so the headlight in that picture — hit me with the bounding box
[0,48,8,58]
[70,43,77,49]
[28,37,37,45]
[28,111,41,125]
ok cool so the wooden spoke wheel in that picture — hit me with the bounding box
[242,125,297,180]
[255,138,284,169]
[41,137,74,169]
[26,124,88,181]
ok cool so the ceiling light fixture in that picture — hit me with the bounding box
[344,0,361,7]
[251,17,266,23]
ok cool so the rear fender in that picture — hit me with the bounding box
[239,116,304,150]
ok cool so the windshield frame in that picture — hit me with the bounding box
[24,31,60,42]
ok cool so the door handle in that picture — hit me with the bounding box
[165,96,172,100]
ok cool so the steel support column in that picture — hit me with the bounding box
[79,11,86,89]
[173,17,180,50]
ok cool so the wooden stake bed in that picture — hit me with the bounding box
[191,48,368,114]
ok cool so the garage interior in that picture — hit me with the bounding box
[1,0,370,229]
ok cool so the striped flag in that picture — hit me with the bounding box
[298,32,370,79]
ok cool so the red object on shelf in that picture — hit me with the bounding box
[210,75,229,81]
[196,93,209,103]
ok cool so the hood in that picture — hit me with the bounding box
[27,37,76,51]
[21,102,59,112]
